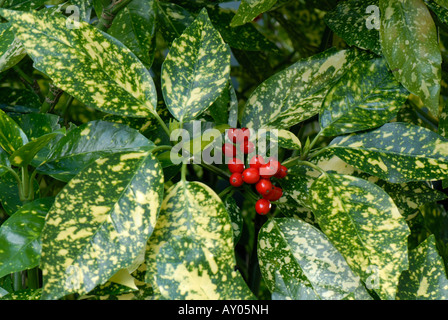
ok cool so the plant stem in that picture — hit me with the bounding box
[13,272,22,291]
[181,163,187,182]
[218,185,234,198]
[200,163,230,180]
[153,112,171,138]
[96,0,134,32]
[12,65,33,85]
[40,84,63,114]
[296,160,327,176]
[27,267,39,289]
[300,131,323,160]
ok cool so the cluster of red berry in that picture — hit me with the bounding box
[222,128,288,215]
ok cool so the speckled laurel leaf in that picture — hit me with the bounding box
[207,81,238,126]
[0,289,41,300]
[241,48,364,130]
[425,0,448,24]
[156,236,254,299]
[107,0,157,68]
[320,57,409,136]
[329,122,448,183]
[222,193,243,245]
[0,23,26,73]
[397,235,448,300]
[37,120,154,182]
[0,87,40,109]
[0,9,158,118]
[2,0,46,11]
[230,0,277,27]
[309,173,410,300]
[161,9,231,122]
[156,1,194,45]
[324,0,381,55]
[40,151,164,300]
[0,198,54,278]
[379,0,441,116]
[146,181,254,299]
[0,148,10,177]
[258,218,371,300]
[0,109,28,154]
[259,129,302,150]
[9,129,65,167]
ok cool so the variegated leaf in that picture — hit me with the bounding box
[309,173,410,300]
[324,0,381,55]
[259,129,302,150]
[258,218,371,300]
[0,9,158,118]
[37,120,154,182]
[0,197,54,278]
[156,1,194,45]
[0,109,28,154]
[10,129,65,167]
[161,8,231,122]
[425,0,448,24]
[0,289,41,300]
[40,151,164,300]
[329,122,448,183]
[222,193,243,245]
[230,0,277,27]
[146,181,254,299]
[379,0,441,116]
[397,235,448,300]
[241,48,365,130]
[0,23,26,73]
[320,57,409,136]
[107,0,157,68]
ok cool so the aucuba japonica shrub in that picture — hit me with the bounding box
[1,0,448,301]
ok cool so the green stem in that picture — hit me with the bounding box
[200,163,230,180]
[96,0,134,32]
[27,267,39,289]
[13,272,22,291]
[40,84,63,114]
[63,96,74,125]
[21,167,30,203]
[12,65,33,86]
[181,163,187,182]
[218,185,234,198]
[300,131,323,160]
[154,112,171,139]
[149,145,172,154]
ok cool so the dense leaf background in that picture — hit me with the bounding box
[0,0,448,301]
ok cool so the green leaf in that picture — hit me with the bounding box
[40,150,164,300]
[11,113,61,140]
[0,171,39,216]
[329,122,448,183]
[0,197,54,278]
[207,81,238,127]
[108,0,157,68]
[0,88,40,109]
[379,0,441,116]
[156,236,254,299]
[320,57,409,136]
[260,129,302,150]
[2,0,46,11]
[309,173,410,300]
[146,181,254,299]
[0,109,28,154]
[0,23,26,73]
[222,193,243,245]
[324,0,381,55]
[156,1,194,45]
[424,0,448,25]
[397,235,448,300]
[0,289,41,300]
[37,120,154,182]
[208,7,278,52]
[258,218,371,300]
[230,0,277,27]
[0,9,158,118]
[241,48,365,130]
[161,8,231,122]
[10,129,65,167]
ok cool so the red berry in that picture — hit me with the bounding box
[229,173,243,187]
[227,128,251,144]
[242,167,260,184]
[227,128,239,143]
[259,160,279,178]
[255,198,271,215]
[222,142,236,158]
[264,186,283,201]
[249,155,265,169]
[274,165,288,179]
[255,178,273,196]
[239,140,255,154]
[228,158,244,174]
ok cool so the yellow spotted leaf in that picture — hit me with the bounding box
[0,9,158,118]
[40,150,164,300]
[309,173,410,300]
[161,8,231,122]
[146,181,254,299]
